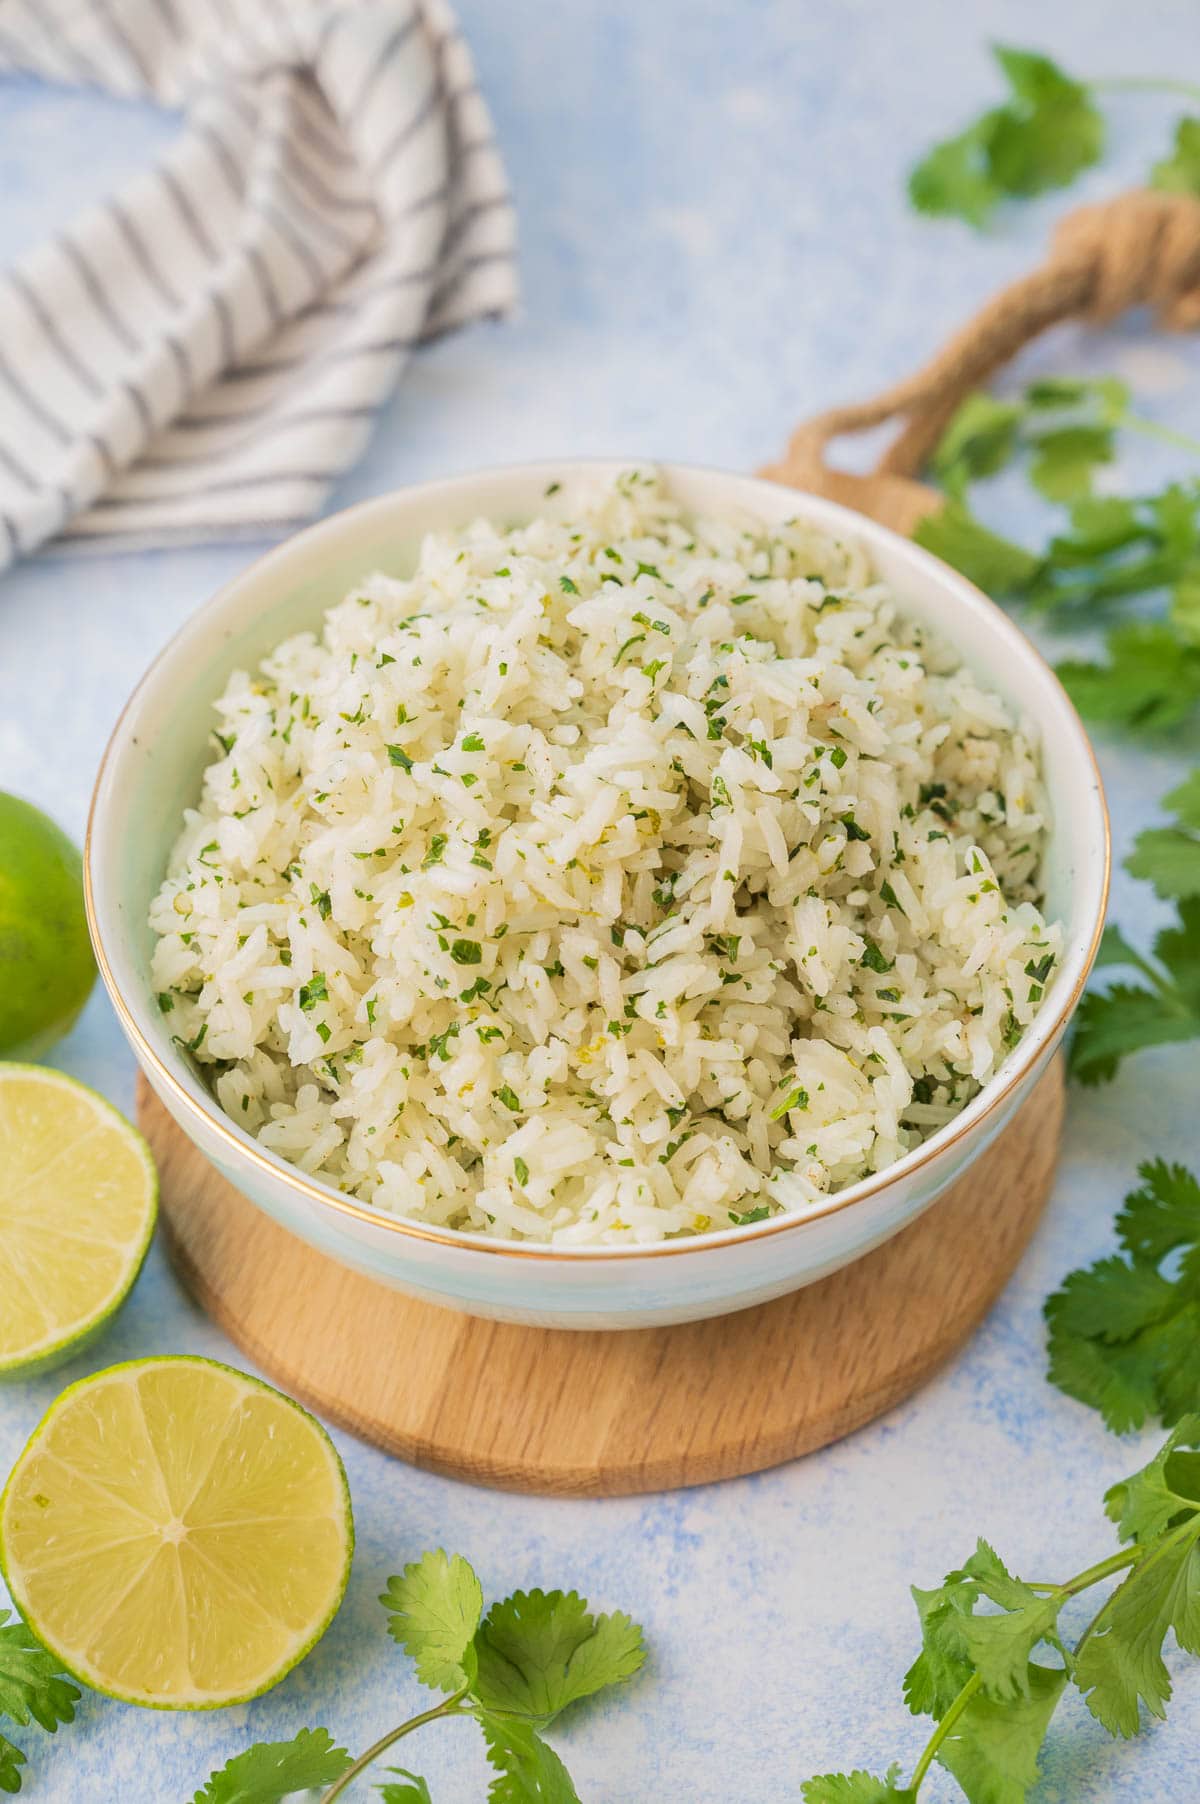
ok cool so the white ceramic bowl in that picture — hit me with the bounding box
[86,461,1109,1330]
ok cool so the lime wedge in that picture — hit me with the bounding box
[0,1064,157,1375]
[0,1357,353,1707]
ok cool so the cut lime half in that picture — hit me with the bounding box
[0,1357,354,1708]
[0,1064,157,1375]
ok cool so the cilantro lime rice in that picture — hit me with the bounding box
[149,469,1060,1244]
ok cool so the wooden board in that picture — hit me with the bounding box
[141,1060,1063,1497]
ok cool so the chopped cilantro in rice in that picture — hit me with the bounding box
[149,470,1060,1244]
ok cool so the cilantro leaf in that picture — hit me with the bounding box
[908,117,1002,226]
[473,1591,645,1726]
[1127,824,1200,902]
[1151,116,1200,195]
[381,1550,484,1692]
[1070,904,1200,1086]
[298,971,328,1012]
[1092,922,1145,973]
[0,1614,78,1738]
[1157,902,1200,1012]
[1171,562,1200,644]
[1104,1416,1200,1546]
[936,1663,1068,1802]
[904,1571,977,1720]
[932,377,1125,508]
[1025,374,1130,414]
[190,1729,351,1804]
[904,1542,1065,1715]
[1046,1327,1163,1436]
[477,1713,579,1803]
[801,1769,916,1802]
[1075,1516,1200,1735]
[1044,496,1146,579]
[378,1771,434,1804]
[956,1573,1065,1703]
[1069,983,1200,1087]
[1031,483,1200,613]
[986,46,1104,194]
[1043,1255,1177,1344]
[1046,1163,1200,1430]
[1047,1304,1200,1436]
[1118,1159,1200,1264]
[1127,771,1200,901]
[1152,482,1200,563]
[930,395,1023,498]
[0,1737,25,1797]
[1028,422,1114,502]
[908,45,1103,224]
[913,500,1041,595]
[1056,622,1200,732]
[0,1612,79,1793]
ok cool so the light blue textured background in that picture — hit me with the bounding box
[2,2,1199,1798]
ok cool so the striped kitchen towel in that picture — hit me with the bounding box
[0,0,517,567]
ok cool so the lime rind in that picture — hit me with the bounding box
[0,1063,159,1377]
[0,792,96,1061]
[0,1356,354,1710]
[5,1000,91,1065]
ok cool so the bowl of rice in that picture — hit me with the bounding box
[87,462,1108,1329]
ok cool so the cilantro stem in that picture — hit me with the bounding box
[1091,75,1200,103]
[1024,1546,1140,1598]
[1073,1588,1120,1663]
[1062,1546,1142,1593]
[909,1671,983,1792]
[1115,941,1187,1007]
[319,1687,470,1802]
[1122,412,1200,461]
[1076,1518,1200,1663]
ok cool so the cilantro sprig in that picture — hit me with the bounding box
[193,1551,645,1804]
[916,388,1200,742]
[918,378,1200,621]
[909,44,1200,226]
[803,1420,1200,1800]
[911,372,1200,1085]
[0,1611,79,1796]
[1046,1159,1200,1430]
[909,46,1104,226]
[958,377,1200,507]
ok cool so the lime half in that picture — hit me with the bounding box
[0,1064,157,1375]
[0,1357,353,1707]
[0,793,96,1060]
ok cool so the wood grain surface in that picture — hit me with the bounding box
[141,1061,1064,1497]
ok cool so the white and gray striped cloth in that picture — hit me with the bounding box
[0,0,517,566]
